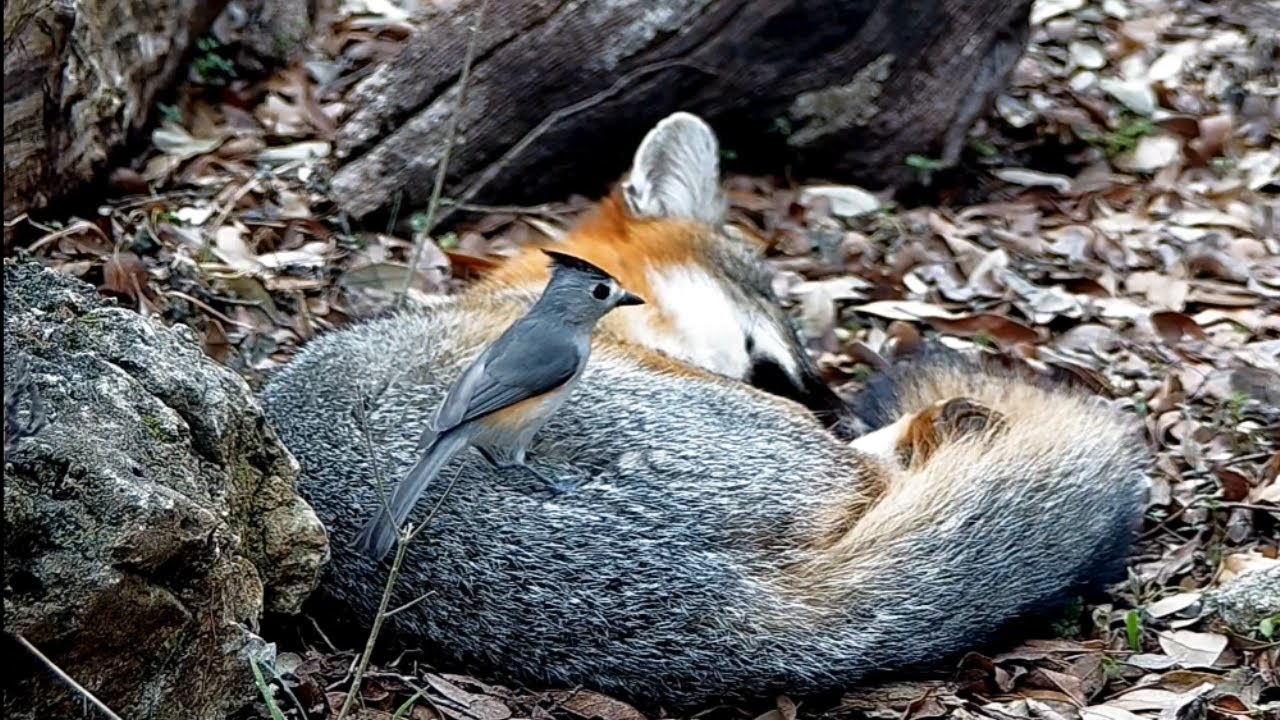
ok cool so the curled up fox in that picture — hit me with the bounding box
[262,113,1150,707]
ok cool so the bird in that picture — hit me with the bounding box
[353,249,645,560]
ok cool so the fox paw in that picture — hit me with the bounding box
[897,397,1007,468]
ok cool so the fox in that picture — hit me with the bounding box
[260,112,1149,708]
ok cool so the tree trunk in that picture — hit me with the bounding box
[330,0,1031,220]
[2,0,228,225]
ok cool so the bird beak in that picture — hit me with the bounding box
[617,291,645,307]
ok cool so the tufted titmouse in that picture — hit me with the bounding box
[354,250,644,560]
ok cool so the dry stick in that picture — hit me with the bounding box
[434,58,714,230]
[14,635,125,720]
[354,386,396,531]
[452,201,574,220]
[335,461,468,720]
[395,0,491,310]
[381,589,437,617]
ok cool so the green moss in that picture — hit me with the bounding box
[139,412,175,444]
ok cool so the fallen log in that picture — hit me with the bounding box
[2,0,228,226]
[330,0,1032,220]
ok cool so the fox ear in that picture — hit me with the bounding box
[622,112,725,225]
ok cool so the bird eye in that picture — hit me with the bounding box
[592,283,610,300]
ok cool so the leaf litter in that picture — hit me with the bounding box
[5,0,1277,718]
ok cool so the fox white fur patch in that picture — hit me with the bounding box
[630,265,799,382]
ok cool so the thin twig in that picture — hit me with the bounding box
[396,0,490,309]
[209,175,260,236]
[162,291,255,328]
[1222,502,1279,512]
[385,589,437,619]
[335,461,467,720]
[353,384,396,529]
[26,219,111,254]
[437,58,714,229]
[451,201,575,220]
[1138,503,1192,541]
[307,614,339,653]
[328,653,361,692]
[14,635,125,720]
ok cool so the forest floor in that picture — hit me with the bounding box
[7,0,1277,718]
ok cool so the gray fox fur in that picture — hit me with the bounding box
[260,113,1149,708]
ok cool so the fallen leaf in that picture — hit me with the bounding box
[212,225,261,274]
[1081,706,1146,720]
[846,300,959,321]
[994,168,1074,193]
[102,251,151,302]
[1156,630,1228,667]
[1031,0,1084,25]
[1069,41,1106,70]
[1123,653,1181,670]
[928,314,1040,348]
[1150,311,1208,345]
[547,690,646,720]
[1100,78,1156,116]
[1157,683,1214,720]
[1126,272,1190,311]
[1113,135,1183,173]
[798,185,882,218]
[1216,552,1280,586]
[152,123,224,160]
[1110,688,1182,712]
[256,241,332,270]
[1145,592,1203,618]
[257,141,331,163]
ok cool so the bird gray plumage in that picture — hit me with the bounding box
[352,250,643,560]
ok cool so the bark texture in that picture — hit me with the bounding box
[330,0,1032,219]
[3,0,228,222]
[3,262,328,720]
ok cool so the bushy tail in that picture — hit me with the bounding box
[797,351,1150,671]
[353,429,471,560]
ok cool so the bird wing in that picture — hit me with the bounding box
[458,337,583,425]
[430,348,495,433]
[432,329,583,432]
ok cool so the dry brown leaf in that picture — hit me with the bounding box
[928,314,1041,348]
[423,675,511,720]
[1123,653,1181,670]
[1156,630,1228,667]
[1024,668,1087,706]
[102,251,151,302]
[1150,311,1208,346]
[547,690,646,720]
[1156,683,1214,720]
[1216,552,1280,586]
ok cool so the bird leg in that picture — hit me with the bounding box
[475,447,575,496]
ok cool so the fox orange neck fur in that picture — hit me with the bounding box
[475,192,709,306]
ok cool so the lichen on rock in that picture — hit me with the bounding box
[3,260,328,720]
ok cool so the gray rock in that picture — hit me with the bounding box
[1205,565,1280,634]
[3,261,328,720]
